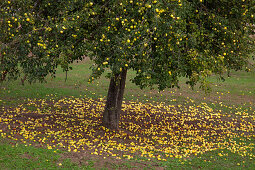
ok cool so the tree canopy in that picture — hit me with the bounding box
[1,0,255,89]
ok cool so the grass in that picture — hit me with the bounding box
[2,135,252,169]
[160,149,254,169]
[0,137,93,169]
[0,59,254,169]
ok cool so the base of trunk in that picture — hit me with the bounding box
[102,108,119,129]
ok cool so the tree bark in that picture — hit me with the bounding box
[102,69,127,129]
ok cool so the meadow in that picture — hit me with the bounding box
[0,59,254,169]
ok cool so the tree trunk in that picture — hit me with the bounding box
[1,70,8,82]
[102,69,127,129]
[21,75,27,85]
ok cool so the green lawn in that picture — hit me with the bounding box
[0,137,93,169]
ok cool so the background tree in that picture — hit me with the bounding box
[1,0,254,129]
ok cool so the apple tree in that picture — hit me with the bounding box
[1,0,254,129]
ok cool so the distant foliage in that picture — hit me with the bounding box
[1,0,254,90]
